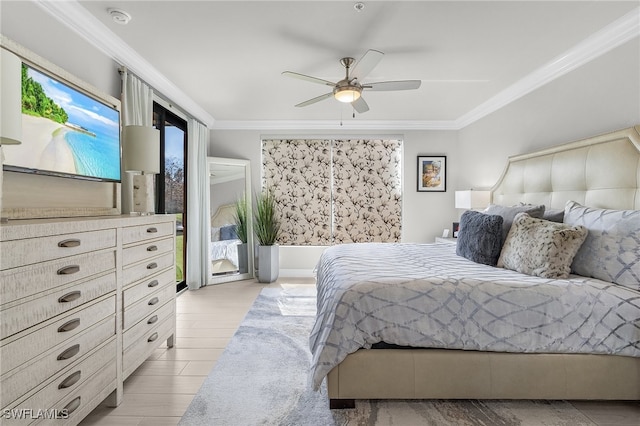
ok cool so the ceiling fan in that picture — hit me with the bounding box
[282,49,421,114]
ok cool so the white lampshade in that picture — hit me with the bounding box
[122,125,160,174]
[455,190,491,210]
[1,48,22,145]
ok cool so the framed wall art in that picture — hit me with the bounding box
[417,156,446,192]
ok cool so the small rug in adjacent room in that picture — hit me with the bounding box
[179,286,597,426]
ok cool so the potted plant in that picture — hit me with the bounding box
[233,195,249,274]
[253,188,281,283]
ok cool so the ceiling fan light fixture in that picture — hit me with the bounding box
[334,86,361,103]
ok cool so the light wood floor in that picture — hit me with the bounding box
[80,277,302,426]
[80,277,640,426]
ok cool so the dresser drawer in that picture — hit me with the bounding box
[1,274,116,340]
[1,229,116,271]
[123,268,174,309]
[123,284,175,330]
[0,316,115,409]
[122,252,174,287]
[122,236,174,267]
[1,296,115,376]
[123,315,175,379]
[3,339,116,424]
[40,353,117,426]
[122,221,174,245]
[123,299,175,351]
[1,250,116,305]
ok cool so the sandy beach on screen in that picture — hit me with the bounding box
[3,115,76,174]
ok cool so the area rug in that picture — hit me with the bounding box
[179,286,596,426]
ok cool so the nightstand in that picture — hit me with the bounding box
[435,237,457,245]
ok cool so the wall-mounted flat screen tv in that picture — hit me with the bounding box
[3,63,121,182]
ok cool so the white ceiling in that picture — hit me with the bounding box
[30,1,640,128]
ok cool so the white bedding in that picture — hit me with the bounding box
[309,242,640,390]
[210,239,241,267]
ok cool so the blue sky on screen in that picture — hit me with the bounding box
[27,66,119,132]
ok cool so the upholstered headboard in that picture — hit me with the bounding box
[211,203,236,228]
[491,126,640,211]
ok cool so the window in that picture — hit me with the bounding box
[262,139,402,245]
[153,103,187,292]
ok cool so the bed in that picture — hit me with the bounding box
[210,203,241,274]
[311,125,640,408]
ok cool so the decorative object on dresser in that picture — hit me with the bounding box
[0,46,22,223]
[0,214,176,425]
[122,125,160,215]
[417,156,446,192]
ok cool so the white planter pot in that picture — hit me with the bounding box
[257,245,279,283]
[236,243,248,274]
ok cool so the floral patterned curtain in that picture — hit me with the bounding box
[332,139,402,243]
[262,139,332,245]
[262,139,402,245]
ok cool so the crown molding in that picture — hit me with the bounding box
[456,6,640,129]
[34,0,215,128]
[35,1,639,132]
[210,120,459,131]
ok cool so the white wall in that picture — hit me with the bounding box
[458,38,640,191]
[209,129,460,271]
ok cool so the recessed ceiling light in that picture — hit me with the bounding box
[354,2,365,12]
[108,8,132,25]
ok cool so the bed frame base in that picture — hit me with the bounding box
[327,349,640,406]
[329,399,355,409]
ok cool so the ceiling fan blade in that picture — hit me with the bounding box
[350,49,384,82]
[295,92,334,107]
[351,97,369,114]
[365,80,422,91]
[282,71,335,87]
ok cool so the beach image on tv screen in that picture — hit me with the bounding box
[3,64,121,181]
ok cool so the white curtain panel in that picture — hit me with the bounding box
[120,70,154,213]
[186,118,210,290]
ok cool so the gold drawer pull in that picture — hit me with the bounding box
[147,245,158,252]
[58,239,81,248]
[147,315,158,325]
[147,332,159,342]
[58,318,81,332]
[57,265,80,275]
[59,396,81,417]
[147,227,158,233]
[58,371,82,389]
[147,262,158,270]
[58,291,82,303]
[57,344,80,361]
[147,280,159,288]
[148,297,159,306]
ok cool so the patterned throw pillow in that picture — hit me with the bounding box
[563,201,640,291]
[456,210,503,266]
[498,212,587,279]
[484,203,545,244]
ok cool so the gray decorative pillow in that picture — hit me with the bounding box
[543,208,564,223]
[484,203,545,244]
[220,224,238,240]
[563,200,640,291]
[456,210,504,266]
[498,212,587,279]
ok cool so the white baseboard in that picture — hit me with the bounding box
[279,268,315,278]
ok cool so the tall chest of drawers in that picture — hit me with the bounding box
[0,215,176,425]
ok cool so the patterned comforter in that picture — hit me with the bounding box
[309,243,640,390]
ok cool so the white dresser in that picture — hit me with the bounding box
[0,215,176,425]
